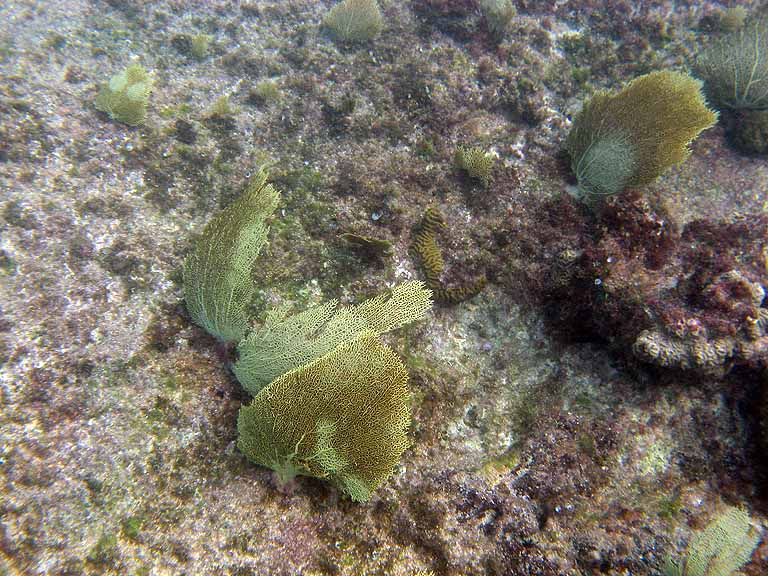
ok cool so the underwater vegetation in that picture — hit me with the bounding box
[454,146,495,187]
[479,0,516,41]
[693,14,768,154]
[566,71,717,204]
[94,63,154,126]
[183,168,279,343]
[411,207,487,304]
[235,281,431,502]
[693,15,768,111]
[663,506,761,576]
[323,0,384,44]
[183,169,432,501]
[233,281,433,395]
[237,333,411,503]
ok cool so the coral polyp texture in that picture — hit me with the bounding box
[237,333,411,502]
[233,281,433,395]
[183,168,280,343]
[566,71,717,202]
[410,207,487,304]
[323,0,383,44]
[94,63,154,126]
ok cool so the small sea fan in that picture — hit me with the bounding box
[183,168,279,343]
[95,64,154,126]
[324,0,383,44]
[693,16,768,111]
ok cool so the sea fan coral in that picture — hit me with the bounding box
[324,0,383,44]
[566,71,718,203]
[237,333,411,502]
[183,168,279,343]
[95,64,154,126]
[693,16,768,111]
[233,281,432,395]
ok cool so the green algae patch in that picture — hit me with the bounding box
[95,64,154,126]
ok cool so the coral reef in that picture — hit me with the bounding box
[94,63,154,126]
[566,71,717,203]
[508,191,768,375]
[411,207,487,304]
[2,0,768,574]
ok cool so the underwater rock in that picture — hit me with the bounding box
[727,109,768,155]
[512,192,768,375]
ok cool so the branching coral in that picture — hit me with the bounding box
[410,207,486,304]
[566,71,717,203]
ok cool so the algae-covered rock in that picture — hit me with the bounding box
[95,64,154,126]
[728,109,768,154]
[566,71,717,203]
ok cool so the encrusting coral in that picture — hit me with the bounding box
[183,168,279,343]
[566,71,717,203]
[411,207,487,304]
[237,333,412,502]
[95,63,154,126]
